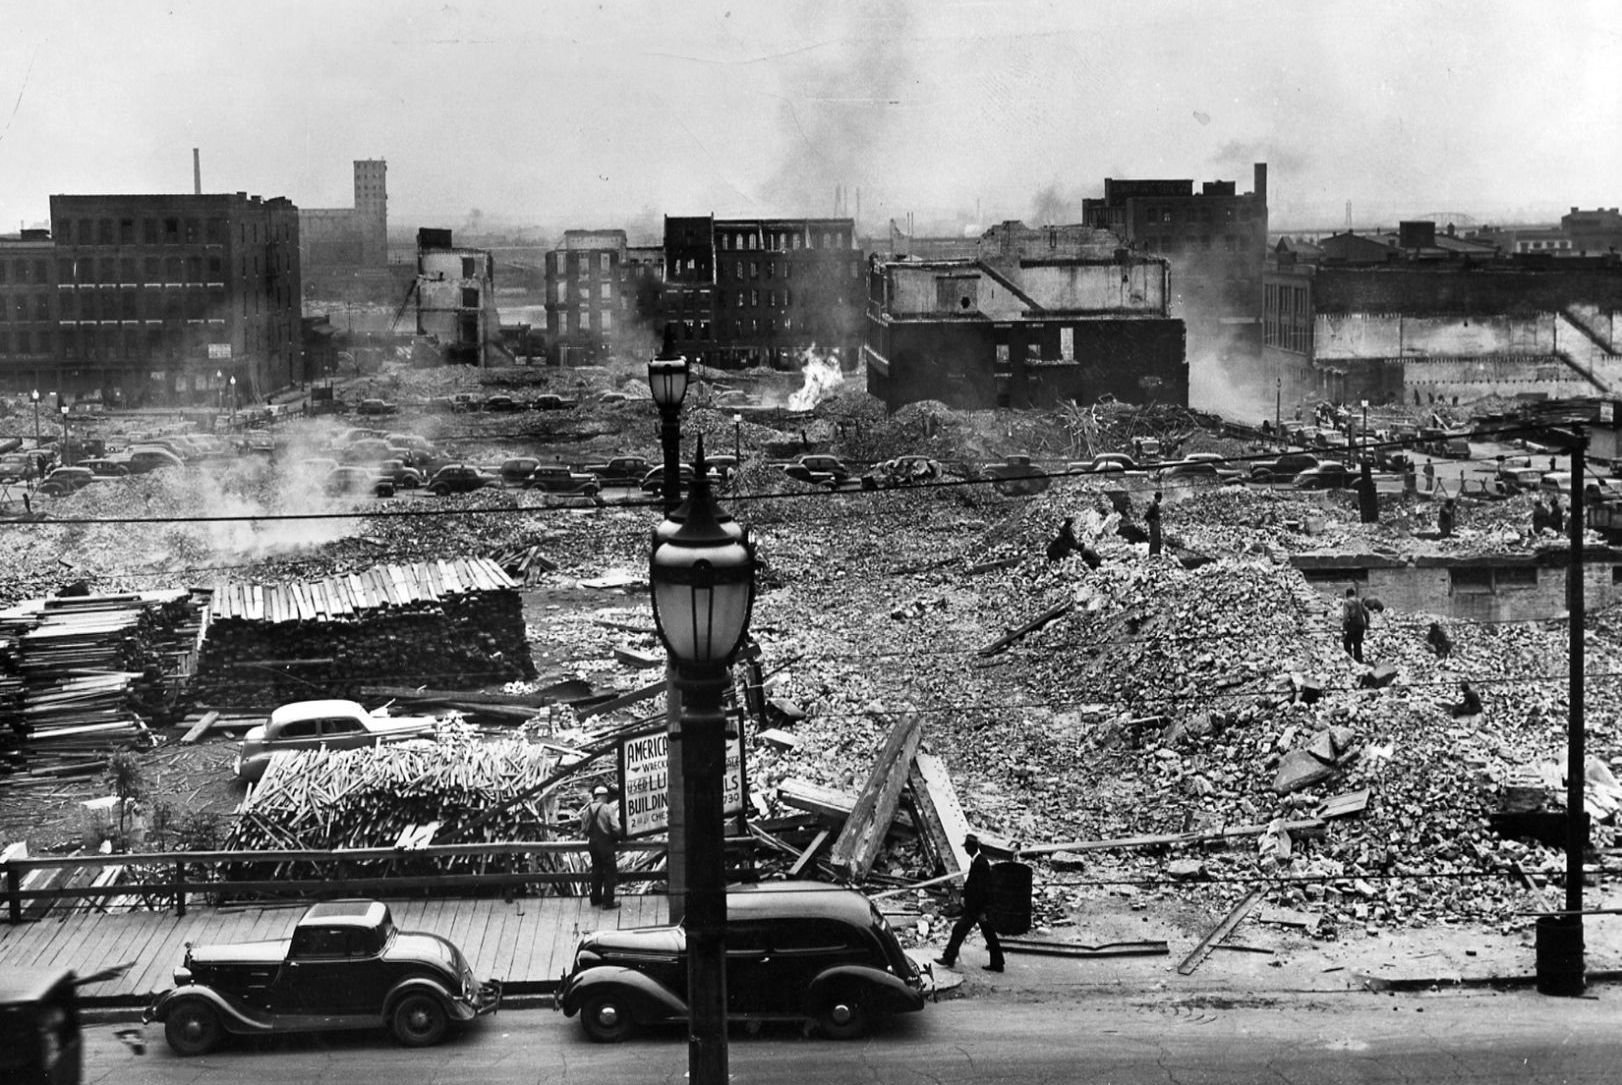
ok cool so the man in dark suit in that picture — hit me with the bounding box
[934,834,1004,973]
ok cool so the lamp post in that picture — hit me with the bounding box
[1274,377,1282,450]
[648,324,690,516]
[60,404,70,467]
[228,375,237,429]
[732,412,742,466]
[650,440,755,1085]
[215,369,223,413]
[31,389,40,443]
[1360,400,1369,466]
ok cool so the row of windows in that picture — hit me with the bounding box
[719,230,849,252]
[0,329,52,354]
[57,215,290,248]
[59,255,228,285]
[60,289,228,322]
[1143,234,1246,253]
[1,294,51,322]
[1140,203,1253,225]
[722,289,796,310]
[727,258,861,282]
[0,259,52,284]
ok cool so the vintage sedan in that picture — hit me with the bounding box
[235,699,438,782]
[144,900,501,1056]
[556,881,929,1041]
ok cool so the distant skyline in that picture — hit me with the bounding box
[1,0,1618,237]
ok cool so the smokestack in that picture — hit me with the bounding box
[193,148,201,195]
[1253,162,1267,203]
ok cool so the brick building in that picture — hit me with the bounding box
[1562,207,1622,255]
[298,160,397,302]
[1263,234,1622,409]
[0,230,60,394]
[415,229,500,367]
[660,216,863,369]
[864,227,1185,410]
[543,229,663,365]
[48,193,302,405]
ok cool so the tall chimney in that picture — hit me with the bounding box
[193,148,201,195]
[1253,162,1267,203]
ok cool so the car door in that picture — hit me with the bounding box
[766,919,871,1013]
[277,927,378,1021]
[320,715,370,753]
[724,921,781,1017]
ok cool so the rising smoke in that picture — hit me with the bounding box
[788,347,845,410]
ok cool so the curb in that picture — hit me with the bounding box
[1353,968,1622,992]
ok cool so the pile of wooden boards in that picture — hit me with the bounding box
[0,590,208,771]
[225,732,561,878]
[192,558,535,707]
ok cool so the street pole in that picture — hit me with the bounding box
[31,389,40,443]
[673,663,729,1085]
[1275,377,1281,449]
[60,405,70,467]
[1566,432,1587,953]
[229,375,237,429]
[1361,400,1369,466]
[733,413,742,466]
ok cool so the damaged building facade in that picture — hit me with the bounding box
[45,192,303,404]
[415,228,500,367]
[297,160,399,303]
[0,229,60,394]
[660,215,863,370]
[542,229,663,366]
[864,224,1186,410]
[1264,221,1622,407]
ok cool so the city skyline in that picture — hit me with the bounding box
[2,0,1618,236]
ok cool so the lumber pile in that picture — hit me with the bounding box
[0,590,207,771]
[192,558,535,707]
[225,725,562,880]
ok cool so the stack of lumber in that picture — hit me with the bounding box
[224,730,561,880]
[0,590,206,770]
[487,540,557,584]
[193,558,535,707]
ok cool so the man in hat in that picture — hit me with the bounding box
[935,833,1004,973]
[580,785,622,909]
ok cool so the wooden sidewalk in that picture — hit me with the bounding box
[0,894,668,1005]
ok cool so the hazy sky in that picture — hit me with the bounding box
[1,0,1618,237]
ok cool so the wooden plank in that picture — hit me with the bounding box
[1021,818,1324,856]
[829,712,922,881]
[977,599,1074,657]
[1318,788,1371,819]
[180,711,221,745]
[776,778,916,833]
[907,751,971,879]
[1177,887,1264,976]
[575,678,666,720]
[788,828,832,877]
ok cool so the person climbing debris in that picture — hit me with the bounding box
[1341,588,1371,664]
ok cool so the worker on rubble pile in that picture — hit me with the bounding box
[1356,461,1379,524]
[1448,680,1483,718]
[1549,494,1565,534]
[1437,499,1456,538]
[1532,498,1551,534]
[1341,588,1371,664]
[935,834,1004,973]
[579,785,622,909]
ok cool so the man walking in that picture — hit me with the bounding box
[1146,491,1163,556]
[1341,587,1370,664]
[580,785,622,909]
[935,834,1005,973]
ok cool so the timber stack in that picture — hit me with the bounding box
[193,557,535,708]
[0,590,207,771]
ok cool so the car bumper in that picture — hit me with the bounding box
[471,979,503,1017]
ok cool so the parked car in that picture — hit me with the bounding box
[344,437,411,465]
[123,447,187,474]
[1497,456,1544,493]
[782,455,852,486]
[325,465,394,499]
[1418,427,1472,459]
[525,464,601,496]
[640,464,699,495]
[585,456,651,485]
[556,881,928,1042]
[1541,471,1622,501]
[1250,451,1320,483]
[427,463,497,496]
[1179,452,1245,482]
[984,454,1050,496]
[235,699,439,783]
[532,393,577,411]
[0,452,44,481]
[144,899,501,1055]
[331,427,389,449]
[1156,459,1223,483]
[1070,453,1140,475]
[483,394,525,413]
[498,457,542,487]
[372,459,426,489]
[597,391,631,405]
[74,457,131,478]
[356,398,398,417]
[1292,462,1359,490]
[35,467,99,497]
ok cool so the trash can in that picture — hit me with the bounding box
[1535,914,1585,997]
[985,861,1032,937]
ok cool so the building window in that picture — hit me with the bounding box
[734,262,744,282]
[750,290,758,307]
[792,234,802,250]
[600,310,613,332]
[750,261,759,279]
[462,257,477,278]
[767,261,775,279]
[462,287,480,307]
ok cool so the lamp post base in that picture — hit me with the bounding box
[1535,914,1585,997]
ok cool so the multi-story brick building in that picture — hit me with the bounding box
[1562,207,1622,255]
[543,229,663,365]
[298,160,395,301]
[864,227,1186,410]
[415,228,499,367]
[48,192,302,405]
[0,230,61,394]
[660,216,863,369]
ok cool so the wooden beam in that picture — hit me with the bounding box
[1020,818,1324,856]
[829,712,922,881]
[574,678,667,720]
[907,752,971,879]
[788,828,832,877]
[179,711,220,745]
[977,599,1074,657]
[1177,886,1264,975]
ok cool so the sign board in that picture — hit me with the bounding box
[207,343,232,360]
[1602,402,1615,424]
[618,721,746,839]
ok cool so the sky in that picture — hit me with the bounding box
[1,0,1618,238]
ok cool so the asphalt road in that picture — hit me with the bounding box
[84,989,1616,1084]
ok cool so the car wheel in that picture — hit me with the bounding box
[391,992,449,1047]
[164,999,223,1056]
[580,991,637,1043]
[430,484,451,496]
[816,985,869,1040]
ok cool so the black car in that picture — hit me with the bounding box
[484,394,526,413]
[1293,462,1358,490]
[556,881,929,1042]
[144,900,500,1056]
[427,463,495,495]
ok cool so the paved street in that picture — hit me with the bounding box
[86,988,1617,1084]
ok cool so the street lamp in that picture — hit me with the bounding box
[59,404,70,467]
[31,389,40,443]
[732,412,743,466]
[228,375,237,428]
[215,369,223,412]
[648,323,690,516]
[1360,400,1369,466]
[650,440,755,1085]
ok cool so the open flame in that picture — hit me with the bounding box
[788,347,844,411]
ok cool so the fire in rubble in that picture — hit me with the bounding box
[788,347,844,411]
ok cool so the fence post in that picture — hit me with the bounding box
[5,863,20,924]
[175,859,187,918]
